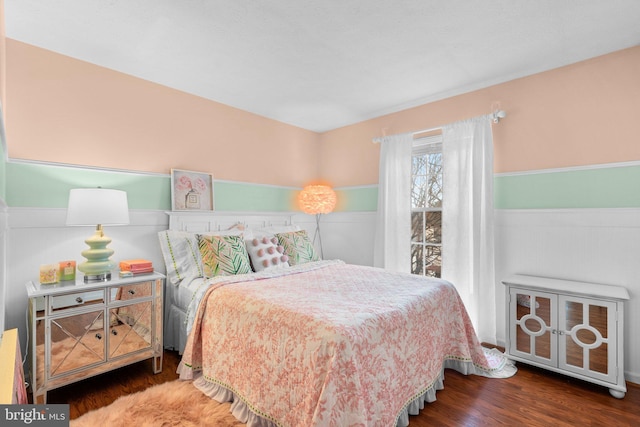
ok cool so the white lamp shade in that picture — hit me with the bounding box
[66,188,130,226]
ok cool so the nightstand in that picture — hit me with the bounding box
[26,272,165,404]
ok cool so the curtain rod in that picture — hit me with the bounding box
[372,109,507,143]
[412,126,442,136]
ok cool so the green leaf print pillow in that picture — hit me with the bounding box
[274,230,320,266]
[198,234,252,277]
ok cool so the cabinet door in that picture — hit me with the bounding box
[48,309,106,380]
[558,295,617,384]
[508,289,557,367]
[108,300,153,358]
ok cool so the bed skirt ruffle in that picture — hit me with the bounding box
[163,303,188,353]
[181,348,516,427]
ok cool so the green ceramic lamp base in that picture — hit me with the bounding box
[78,225,116,282]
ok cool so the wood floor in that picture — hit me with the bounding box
[42,349,640,426]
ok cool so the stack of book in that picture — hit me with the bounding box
[119,259,154,277]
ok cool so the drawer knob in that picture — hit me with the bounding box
[76,297,84,303]
[95,333,102,340]
[111,329,118,336]
[128,290,136,295]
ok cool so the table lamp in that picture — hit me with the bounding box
[297,184,337,259]
[66,188,130,282]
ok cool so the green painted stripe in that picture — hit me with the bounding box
[5,161,298,211]
[494,165,640,209]
[336,164,640,211]
[0,155,5,202]
[6,162,170,209]
[336,187,378,212]
[4,161,380,212]
[0,108,6,202]
[9,160,638,212]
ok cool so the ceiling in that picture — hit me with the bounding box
[4,1,640,132]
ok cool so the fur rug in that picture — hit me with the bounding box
[70,380,245,427]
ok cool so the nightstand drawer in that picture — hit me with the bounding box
[50,290,106,313]
[110,280,153,303]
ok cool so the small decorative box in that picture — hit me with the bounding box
[39,264,59,284]
[59,260,76,281]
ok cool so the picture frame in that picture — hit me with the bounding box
[170,169,214,211]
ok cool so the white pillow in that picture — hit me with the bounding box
[245,235,290,272]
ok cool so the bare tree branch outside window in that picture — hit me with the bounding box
[411,148,442,277]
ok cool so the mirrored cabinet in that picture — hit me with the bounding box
[26,272,164,404]
[503,275,629,398]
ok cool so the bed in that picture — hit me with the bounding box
[160,212,303,353]
[159,212,515,426]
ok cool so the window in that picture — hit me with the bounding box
[411,134,442,277]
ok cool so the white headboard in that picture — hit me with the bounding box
[166,211,297,233]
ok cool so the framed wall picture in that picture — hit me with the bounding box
[171,169,214,211]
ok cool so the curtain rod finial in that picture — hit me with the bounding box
[492,110,507,123]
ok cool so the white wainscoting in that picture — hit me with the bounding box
[495,208,640,384]
[168,211,296,233]
[316,211,376,267]
[9,207,635,384]
[163,210,376,267]
[5,207,170,357]
[3,208,375,356]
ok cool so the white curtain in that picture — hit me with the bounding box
[442,115,496,342]
[373,132,413,273]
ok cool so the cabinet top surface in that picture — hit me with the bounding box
[25,272,165,297]
[502,274,630,300]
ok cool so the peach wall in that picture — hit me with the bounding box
[5,40,320,187]
[319,46,640,187]
[5,39,640,189]
[0,0,6,120]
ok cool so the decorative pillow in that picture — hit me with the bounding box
[158,229,243,285]
[198,234,252,277]
[246,236,289,272]
[158,231,203,285]
[275,230,320,266]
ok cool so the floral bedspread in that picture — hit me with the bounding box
[179,260,502,426]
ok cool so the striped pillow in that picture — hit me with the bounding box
[158,231,203,285]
